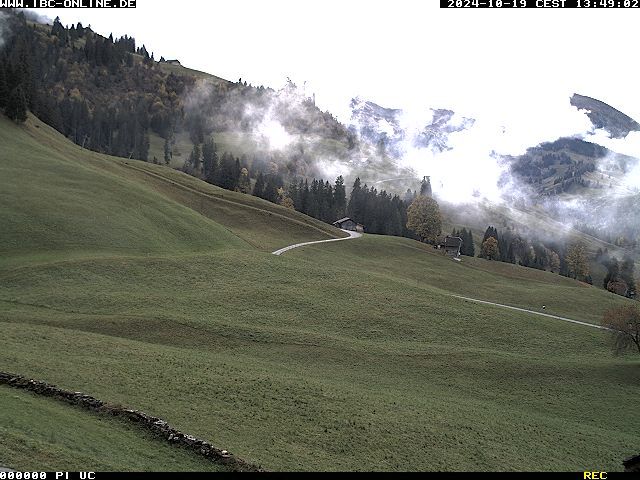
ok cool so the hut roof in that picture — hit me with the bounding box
[444,236,463,248]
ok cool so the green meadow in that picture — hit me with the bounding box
[0,115,637,471]
[0,386,227,472]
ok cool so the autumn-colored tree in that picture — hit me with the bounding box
[280,196,295,210]
[481,237,500,260]
[566,242,589,280]
[406,195,442,244]
[237,168,251,194]
[549,250,561,273]
[601,305,640,355]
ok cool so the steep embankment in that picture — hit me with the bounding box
[0,114,345,264]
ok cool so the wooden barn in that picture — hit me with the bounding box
[441,236,463,257]
[333,217,357,231]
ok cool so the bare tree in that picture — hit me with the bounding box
[601,305,640,355]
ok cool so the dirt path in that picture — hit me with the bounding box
[272,230,362,256]
[451,295,610,330]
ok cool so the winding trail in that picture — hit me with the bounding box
[272,230,362,256]
[451,295,610,330]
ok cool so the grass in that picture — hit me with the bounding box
[0,386,228,472]
[0,115,638,471]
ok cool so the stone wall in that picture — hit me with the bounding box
[0,371,263,472]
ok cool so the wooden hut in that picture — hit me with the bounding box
[333,217,357,231]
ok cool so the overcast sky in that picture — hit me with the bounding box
[24,0,640,203]
[28,1,640,120]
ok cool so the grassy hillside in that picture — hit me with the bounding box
[0,114,344,261]
[1,115,638,471]
[0,386,227,472]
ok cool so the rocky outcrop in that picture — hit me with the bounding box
[571,93,640,139]
[0,371,263,472]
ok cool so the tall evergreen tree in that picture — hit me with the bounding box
[217,152,239,191]
[420,176,432,197]
[163,136,172,165]
[51,17,67,42]
[459,228,475,257]
[346,177,364,222]
[202,137,217,180]
[6,85,28,123]
[620,256,637,298]
[333,175,346,220]
[253,172,265,198]
[263,174,281,203]
[603,257,620,289]
[187,143,201,175]
[0,65,8,110]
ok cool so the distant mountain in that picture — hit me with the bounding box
[349,98,404,153]
[349,98,474,157]
[571,93,640,138]
[415,109,475,151]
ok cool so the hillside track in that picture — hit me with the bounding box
[272,230,362,256]
[451,295,610,330]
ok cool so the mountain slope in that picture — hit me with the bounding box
[571,93,640,138]
[0,115,248,264]
[1,113,638,471]
[0,114,345,263]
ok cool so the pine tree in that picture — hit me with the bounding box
[253,172,265,198]
[549,251,561,273]
[347,177,364,222]
[217,152,238,191]
[51,17,67,42]
[300,179,310,214]
[620,256,637,298]
[420,176,432,197]
[163,136,172,165]
[459,228,475,257]
[263,174,280,203]
[6,85,28,123]
[234,159,242,190]
[202,137,217,180]
[333,176,346,220]
[188,143,201,175]
[0,65,8,110]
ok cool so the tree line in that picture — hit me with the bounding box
[182,137,414,238]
